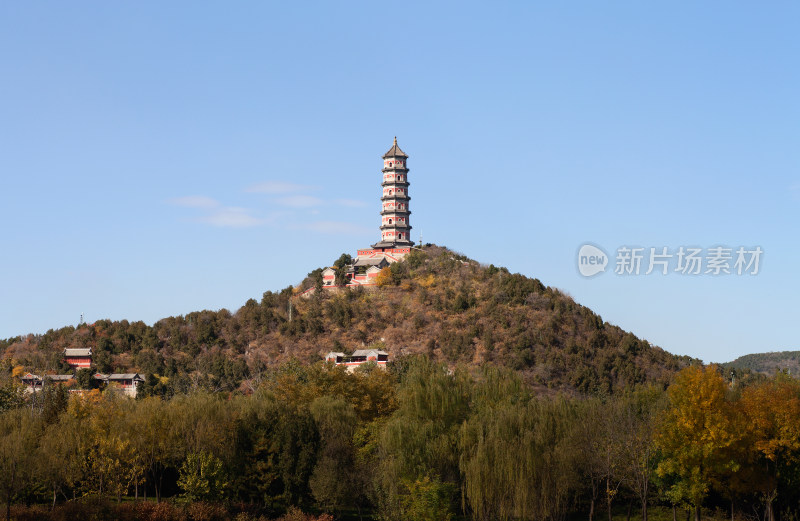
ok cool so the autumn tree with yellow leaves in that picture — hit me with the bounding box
[739,375,800,521]
[656,365,745,521]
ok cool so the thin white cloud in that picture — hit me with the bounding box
[196,207,265,228]
[247,181,319,194]
[276,195,324,208]
[335,198,368,208]
[168,195,220,209]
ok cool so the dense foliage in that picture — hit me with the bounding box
[0,360,798,521]
[1,245,694,397]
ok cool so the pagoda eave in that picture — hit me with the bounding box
[372,240,415,249]
[380,224,412,230]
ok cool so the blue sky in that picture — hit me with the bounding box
[1,2,798,363]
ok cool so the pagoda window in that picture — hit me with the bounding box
[388,218,393,224]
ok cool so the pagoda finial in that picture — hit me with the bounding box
[383,137,407,159]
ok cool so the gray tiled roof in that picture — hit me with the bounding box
[351,349,388,357]
[48,375,75,381]
[353,257,389,267]
[371,240,415,249]
[21,374,74,382]
[107,373,144,381]
[382,137,408,158]
[64,348,92,356]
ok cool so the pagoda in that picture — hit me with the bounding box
[371,137,414,251]
[319,138,415,289]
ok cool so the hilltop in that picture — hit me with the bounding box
[723,350,800,376]
[0,245,694,395]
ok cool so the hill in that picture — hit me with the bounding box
[0,245,695,395]
[723,350,800,376]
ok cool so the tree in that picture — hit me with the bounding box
[739,375,800,521]
[656,366,744,521]
[400,476,455,521]
[333,254,353,286]
[617,386,666,521]
[80,392,141,500]
[75,368,97,390]
[178,450,229,501]
[460,397,578,521]
[235,391,319,507]
[129,397,172,501]
[0,385,24,414]
[170,393,236,464]
[572,398,625,521]
[377,358,470,520]
[375,267,392,287]
[39,381,69,424]
[333,254,353,269]
[0,410,40,521]
[37,415,83,509]
[309,396,359,513]
[93,348,114,373]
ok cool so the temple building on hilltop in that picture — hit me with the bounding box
[64,348,92,369]
[320,137,416,289]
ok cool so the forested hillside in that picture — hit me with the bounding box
[1,359,798,521]
[724,350,800,375]
[3,246,798,521]
[1,245,693,396]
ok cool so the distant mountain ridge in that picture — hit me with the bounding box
[724,350,800,375]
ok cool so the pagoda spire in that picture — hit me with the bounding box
[373,137,413,248]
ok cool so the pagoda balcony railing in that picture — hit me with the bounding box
[382,166,408,173]
[381,195,410,201]
[381,209,411,215]
[381,180,410,187]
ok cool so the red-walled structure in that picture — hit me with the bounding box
[317,138,416,291]
[64,348,92,369]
